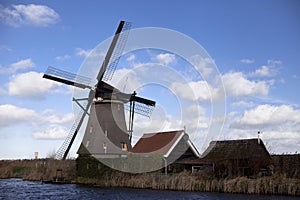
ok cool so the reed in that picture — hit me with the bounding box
[0,159,76,182]
[1,159,299,196]
[77,171,300,196]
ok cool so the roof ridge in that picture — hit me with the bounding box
[211,138,260,142]
[142,129,184,136]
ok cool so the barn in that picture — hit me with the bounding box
[199,138,272,177]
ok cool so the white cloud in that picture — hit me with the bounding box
[170,81,212,102]
[279,78,285,84]
[170,71,273,102]
[109,68,143,93]
[0,103,74,140]
[183,105,209,131]
[0,87,5,95]
[156,53,176,65]
[230,104,300,129]
[0,58,35,74]
[292,75,299,79]
[240,59,254,64]
[0,45,12,53]
[130,104,206,145]
[189,55,214,78]
[55,55,71,61]
[0,4,59,27]
[32,125,68,140]
[249,65,278,77]
[231,100,255,108]
[0,104,36,127]
[75,48,92,57]
[225,124,300,154]
[126,54,135,62]
[267,59,282,65]
[222,72,273,97]
[8,71,61,99]
[248,59,281,78]
[37,111,74,125]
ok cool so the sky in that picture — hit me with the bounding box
[0,0,300,159]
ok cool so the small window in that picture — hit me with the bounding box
[86,140,90,147]
[121,142,127,151]
[123,163,127,171]
[89,126,93,133]
[103,142,107,154]
[104,129,108,136]
[117,104,121,111]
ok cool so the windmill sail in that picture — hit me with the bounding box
[55,101,87,160]
[97,21,131,82]
[43,66,92,89]
[131,102,155,118]
[56,90,95,160]
[125,102,154,118]
[103,21,131,81]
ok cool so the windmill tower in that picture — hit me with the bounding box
[43,21,156,159]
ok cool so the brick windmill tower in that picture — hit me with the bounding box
[43,21,155,159]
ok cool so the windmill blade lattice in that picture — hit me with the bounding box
[44,66,92,89]
[55,101,88,160]
[125,102,155,118]
[103,21,131,81]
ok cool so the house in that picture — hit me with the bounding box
[130,130,200,173]
[199,138,272,177]
[76,130,201,174]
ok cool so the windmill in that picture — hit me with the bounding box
[43,21,156,160]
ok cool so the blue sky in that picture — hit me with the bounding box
[0,0,300,159]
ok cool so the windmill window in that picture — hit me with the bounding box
[117,104,121,111]
[123,163,127,171]
[103,143,107,154]
[104,129,108,136]
[121,142,127,151]
[86,140,90,147]
[89,126,93,133]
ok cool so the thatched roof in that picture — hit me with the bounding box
[200,138,271,163]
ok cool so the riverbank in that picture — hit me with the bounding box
[0,158,299,196]
[2,178,294,200]
[0,159,76,182]
[76,171,300,196]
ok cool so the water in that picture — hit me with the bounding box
[0,179,296,200]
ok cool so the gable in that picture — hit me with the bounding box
[131,130,200,164]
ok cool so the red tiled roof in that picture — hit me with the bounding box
[130,130,184,155]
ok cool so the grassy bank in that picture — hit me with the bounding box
[77,171,300,196]
[1,158,299,196]
[75,156,300,196]
[0,159,76,182]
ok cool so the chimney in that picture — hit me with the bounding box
[258,131,261,144]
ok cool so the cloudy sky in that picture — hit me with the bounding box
[0,0,299,159]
